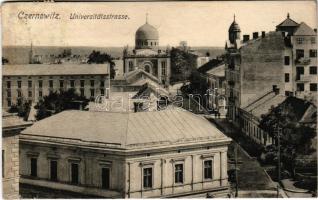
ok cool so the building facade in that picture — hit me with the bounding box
[225,16,287,126]
[2,64,110,109]
[123,18,171,87]
[2,113,33,199]
[19,109,231,198]
[276,14,317,102]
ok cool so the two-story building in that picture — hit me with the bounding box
[19,109,231,198]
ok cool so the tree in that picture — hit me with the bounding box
[8,98,31,121]
[259,98,317,176]
[170,47,197,83]
[35,88,89,120]
[87,50,116,79]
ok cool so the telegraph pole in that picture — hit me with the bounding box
[235,143,239,197]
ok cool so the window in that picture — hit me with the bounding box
[143,167,152,188]
[284,56,290,65]
[100,80,105,88]
[296,37,304,44]
[49,80,53,88]
[7,90,11,98]
[71,163,79,184]
[311,37,316,44]
[162,61,166,76]
[50,160,58,181]
[204,160,213,179]
[38,80,43,88]
[102,168,110,189]
[297,83,304,91]
[59,80,64,88]
[70,80,75,88]
[30,158,37,177]
[39,91,43,97]
[90,80,94,87]
[310,83,317,91]
[80,80,85,88]
[18,90,22,98]
[285,73,290,82]
[80,88,84,97]
[17,81,22,88]
[174,164,183,184]
[310,66,317,75]
[296,66,304,80]
[296,49,304,59]
[7,100,11,107]
[6,81,11,89]
[90,89,95,97]
[100,89,105,96]
[28,91,32,98]
[309,49,317,58]
[129,61,134,72]
[28,81,32,88]
[2,150,4,178]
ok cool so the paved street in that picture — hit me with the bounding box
[206,117,287,197]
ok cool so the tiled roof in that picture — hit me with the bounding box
[277,17,299,27]
[21,109,230,149]
[293,22,317,36]
[243,92,287,119]
[2,64,109,76]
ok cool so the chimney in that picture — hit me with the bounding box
[261,31,266,38]
[253,32,259,39]
[272,85,280,95]
[243,35,250,42]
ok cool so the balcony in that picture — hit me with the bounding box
[295,57,311,65]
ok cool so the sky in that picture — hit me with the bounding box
[2,1,317,47]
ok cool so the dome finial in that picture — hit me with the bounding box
[287,13,290,18]
[234,14,236,22]
[146,13,148,24]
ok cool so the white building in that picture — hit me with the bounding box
[19,109,231,198]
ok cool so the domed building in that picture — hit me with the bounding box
[123,16,171,87]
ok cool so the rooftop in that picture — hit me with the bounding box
[243,92,287,119]
[21,109,230,150]
[2,64,109,76]
[276,14,299,27]
[206,64,225,77]
[3,114,33,131]
[197,59,224,74]
[293,22,317,36]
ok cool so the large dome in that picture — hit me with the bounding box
[135,23,159,40]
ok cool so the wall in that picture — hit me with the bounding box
[125,146,229,198]
[240,32,286,108]
[20,142,125,198]
[2,133,20,199]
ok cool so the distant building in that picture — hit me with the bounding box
[2,64,110,109]
[2,112,33,199]
[19,109,231,198]
[197,59,227,116]
[123,17,171,87]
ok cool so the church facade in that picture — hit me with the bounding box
[123,19,171,87]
